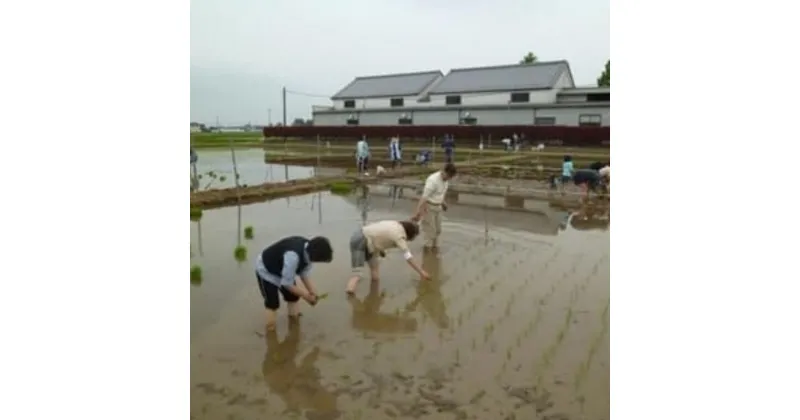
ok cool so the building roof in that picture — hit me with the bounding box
[331,70,444,100]
[427,60,573,95]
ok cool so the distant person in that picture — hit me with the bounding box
[479,140,484,151]
[561,155,574,186]
[389,137,402,169]
[512,133,520,152]
[356,136,370,175]
[412,163,458,250]
[255,235,333,331]
[346,220,429,294]
[501,137,512,151]
[416,150,432,166]
[442,135,455,163]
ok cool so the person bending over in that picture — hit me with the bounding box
[255,236,333,330]
[346,220,429,294]
[572,169,604,199]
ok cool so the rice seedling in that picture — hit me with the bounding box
[219,175,227,182]
[190,207,203,221]
[234,245,247,262]
[190,265,203,285]
[329,182,355,195]
[243,225,254,239]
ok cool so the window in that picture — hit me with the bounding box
[346,114,359,125]
[343,100,355,109]
[587,93,610,102]
[398,116,413,125]
[510,92,530,103]
[579,114,602,126]
[460,116,477,125]
[445,95,461,105]
[534,117,556,125]
[390,98,404,107]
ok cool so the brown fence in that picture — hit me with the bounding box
[262,125,610,147]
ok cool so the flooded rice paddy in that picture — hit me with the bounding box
[190,170,609,420]
[192,148,346,189]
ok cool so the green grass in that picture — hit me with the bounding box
[190,207,203,221]
[190,265,203,285]
[244,226,254,239]
[329,182,355,195]
[234,245,248,262]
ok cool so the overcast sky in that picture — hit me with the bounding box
[190,0,609,126]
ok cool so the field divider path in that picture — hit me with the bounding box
[190,155,531,209]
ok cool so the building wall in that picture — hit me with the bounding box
[534,106,610,126]
[426,89,557,107]
[313,112,348,126]
[313,105,610,127]
[359,112,404,126]
[463,109,534,125]
[409,110,458,125]
[334,95,424,110]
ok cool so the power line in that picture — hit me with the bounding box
[285,89,332,99]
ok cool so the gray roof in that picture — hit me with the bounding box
[427,60,572,95]
[331,70,443,100]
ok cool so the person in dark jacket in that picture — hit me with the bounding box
[572,169,604,199]
[255,236,333,330]
[589,161,608,171]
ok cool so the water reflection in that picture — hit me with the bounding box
[357,186,370,225]
[348,281,418,334]
[568,201,610,232]
[194,220,203,257]
[404,250,450,329]
[261,324,339,417]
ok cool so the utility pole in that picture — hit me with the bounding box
[268,108,272,126]
[282,87,287,127]
[282,87,287,149]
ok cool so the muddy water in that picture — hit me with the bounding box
[191,148,345,189]
[190,191,609,420]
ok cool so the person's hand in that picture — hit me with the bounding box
[411,214,421,222]
[441,203,448,211]
[420,270,431,281]
[303,293,318,306]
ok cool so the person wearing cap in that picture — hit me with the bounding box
[412,163,458,250]
[255,236,334,331]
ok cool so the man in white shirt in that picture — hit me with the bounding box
[412,163,458,250]
[346,220,429,294]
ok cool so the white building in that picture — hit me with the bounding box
[312,61,610,127]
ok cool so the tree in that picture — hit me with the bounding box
[519,52,538,64]
[597,60,610,87]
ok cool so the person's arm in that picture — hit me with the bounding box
[413,181,434,221]
[298,265,316,297]
[396,237,429,279]
[280,251,313,301]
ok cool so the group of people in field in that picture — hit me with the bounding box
[354,135,456,175]
[254,162,458,331]
[552,155,611,198]
[252,137,610,331]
